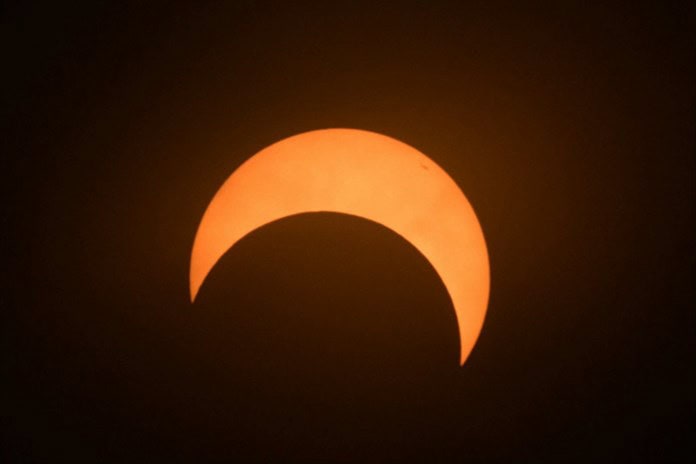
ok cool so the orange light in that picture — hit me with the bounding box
[190,129,489,365]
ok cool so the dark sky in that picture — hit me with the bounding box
[3,1,695,462]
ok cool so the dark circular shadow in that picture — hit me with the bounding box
[184,212,461,461]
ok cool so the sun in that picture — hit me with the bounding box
[190,128,489,365]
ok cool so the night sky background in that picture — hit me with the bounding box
[3,1,695,462]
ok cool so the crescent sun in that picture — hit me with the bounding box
[190,128,490,365]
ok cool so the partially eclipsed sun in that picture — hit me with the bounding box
[190,128,489,365]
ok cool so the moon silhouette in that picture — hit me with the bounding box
[190,128,489,365]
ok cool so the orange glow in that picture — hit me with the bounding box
[190,129,489,365]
